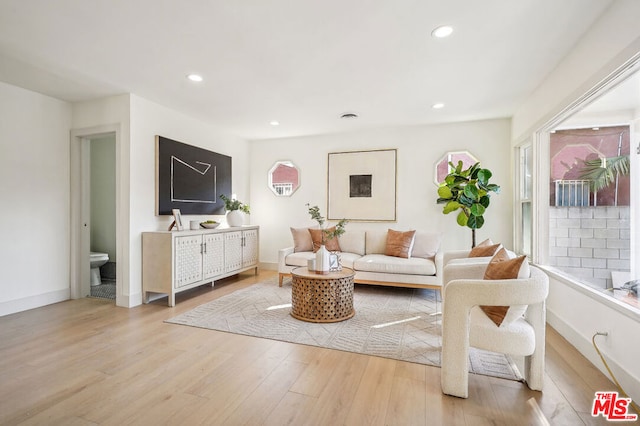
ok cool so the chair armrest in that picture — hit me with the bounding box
[438,249,473,287]
[442,249,471,266]
[444,267,549,308]
[278,247,294,272]
[442,262,489,295]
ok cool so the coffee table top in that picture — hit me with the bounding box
[291,267,355,280]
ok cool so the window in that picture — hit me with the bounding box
[547,126,631,293]
[520,66,640,314]
[517,144,533,256]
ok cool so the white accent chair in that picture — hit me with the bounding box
[440,262,549,398]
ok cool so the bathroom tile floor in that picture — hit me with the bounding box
[90,279,116,300]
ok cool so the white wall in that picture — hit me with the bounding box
[250,119,513,267]
[0,82,72,315]
[128,95,250,304]
[512,0,640,142]
[513,0,640,403]
[547,276,640,404]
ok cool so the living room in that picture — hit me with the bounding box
[1,0,640,423]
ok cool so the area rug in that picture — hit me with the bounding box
[166,277,522,381]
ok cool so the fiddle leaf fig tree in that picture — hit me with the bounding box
[436,161,500,247]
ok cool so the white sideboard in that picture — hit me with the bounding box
[142,226,259,306]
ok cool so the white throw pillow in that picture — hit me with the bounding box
[290,227,313,252]
[411,231,442,259]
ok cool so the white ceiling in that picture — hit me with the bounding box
[0,0,615,140]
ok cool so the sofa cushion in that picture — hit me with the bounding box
[290,227,314,252]
[337,252,361,269]
[286,251,361,270]
[384,229,416,258]
[354,254,436,276]
[480,248,530,327]
[365,230,387,254]
[411,231,442,259]
[309,227,341,252]
[284,251,316,267]
[338,229,366,255]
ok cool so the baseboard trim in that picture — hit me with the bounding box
[117,292,142,308]
[547,309,640,402]
[259,262,277,271]
[0,288,70,317]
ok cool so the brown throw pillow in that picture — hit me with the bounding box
[384,229,416,258]
[480,248,528,327]
[468,238,501,257]
[308,227,341,252]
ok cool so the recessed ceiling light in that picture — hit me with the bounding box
[432,103,445,109]
[187,73,203,82]
[431,25,453,38]
[340,112,358,119]
[592,127,600,130]
[270,121,280,126]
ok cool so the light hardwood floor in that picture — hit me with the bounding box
[0,270,622,425]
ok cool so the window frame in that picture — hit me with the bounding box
[524,58,640,317]
[514,142,533,257]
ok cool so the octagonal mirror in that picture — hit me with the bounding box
[434,151,479,185]
[268,160,300,196]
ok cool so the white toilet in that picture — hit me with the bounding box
[90,252,109,286]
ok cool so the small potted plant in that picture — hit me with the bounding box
[307,204,347,273]
[220,194,250,227]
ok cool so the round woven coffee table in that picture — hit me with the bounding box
[290,267,355,323]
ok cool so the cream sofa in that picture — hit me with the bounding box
[278,228,443,290]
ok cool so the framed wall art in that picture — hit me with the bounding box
[156,136,232,215]
[327,149,397,221]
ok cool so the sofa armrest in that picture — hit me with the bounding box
[434,250,444,285]
[278,247,294,272]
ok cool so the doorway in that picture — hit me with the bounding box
[88,135,117,299]
[70,124,123,304]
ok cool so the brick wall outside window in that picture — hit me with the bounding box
[549,206,630,289]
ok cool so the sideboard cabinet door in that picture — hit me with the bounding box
[175,235,203,288]
[224,231,243,272]
[242,228,259,268]
[203,233,225,279]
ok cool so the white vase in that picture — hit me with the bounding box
[226,210,244,227]
[315,244,330,274]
